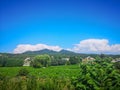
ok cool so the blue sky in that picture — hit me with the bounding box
[0,0,120,54]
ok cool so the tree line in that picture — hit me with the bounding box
[0,54,82,67]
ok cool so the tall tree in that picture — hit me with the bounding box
[31,54,51,68]
[69,56,81,64]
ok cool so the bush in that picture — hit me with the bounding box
[71,58,120,90]
[0,73,6,80]
[31,60,43,68]
[17,68,29,76]
[114,62,120,69]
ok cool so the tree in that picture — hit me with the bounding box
[31,54,51,68]
[114,62,120,69]
[72,57,120,90]
[69,56,81,65]
[100,53,106,58]
[65,60,70,65]
[0,55,7,67]
[0,55,23,67]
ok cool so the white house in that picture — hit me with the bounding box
[62,58,70,61]
[23,57,31,66]
[112,58,120,63]
[82,56,95,63]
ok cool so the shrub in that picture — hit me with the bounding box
[0,73,6,80]
[114,62,120,69]
[17,68,29,76]
[71,58,120,90]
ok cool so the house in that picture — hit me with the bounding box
[61,58,70,61]
[23,57,31,66]
[112,58,120,63]
[82,56,95,63]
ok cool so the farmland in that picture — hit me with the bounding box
[1,0,120,89]
[0,65,80,78]
[0,65,79,90]
[0,58,120,90]
[0,53,120,90]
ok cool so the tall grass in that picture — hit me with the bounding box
[0,65,78,90]
[0,76,75,90]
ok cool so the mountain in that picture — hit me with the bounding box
[23,49,58,55]
[23,49,78,56]
[59,49,77,55]
[0,49,120,58]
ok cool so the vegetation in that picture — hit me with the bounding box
[69,56,82,64]
[0,55,23,67]
[114,62,120,69]
[31,54,51,68]
[17,68,29,76]
[0,65,78,90]
[0,52,120,90]
[72,57,120,90]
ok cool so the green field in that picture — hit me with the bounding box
[0,60,120,90]
[0,65,80,78]
[0,65,80,90]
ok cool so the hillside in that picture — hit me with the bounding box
[23,49,78,56]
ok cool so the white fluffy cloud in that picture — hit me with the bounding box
[13,44,62,54]
[13,39,120,54]
[72,39,120,54]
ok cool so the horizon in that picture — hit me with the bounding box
[0,0,120,54]
[0,48,119,55]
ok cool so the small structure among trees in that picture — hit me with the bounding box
[112,58,120,63]
[82,56,95,63]
[23,57,31,66]
[61,58,69,61]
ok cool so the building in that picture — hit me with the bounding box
[82,56,95,63]
[61,58,70,61]
[112,58,120,63]
[23,57,31,66]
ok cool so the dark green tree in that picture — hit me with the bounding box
[31,54,51,68]
[69,56,81,65]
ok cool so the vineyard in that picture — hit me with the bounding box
[0,65,79,78]
[0,57,120,90]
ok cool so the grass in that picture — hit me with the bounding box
[0,62,120,90]
[0,65,79,90]
[0,65,80,78]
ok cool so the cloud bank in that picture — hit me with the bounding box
[72,39,120,54]
[13,39,120,54]
[13,44,62,54]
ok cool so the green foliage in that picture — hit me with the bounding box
[65,60,70,65]
[51,59,58,66]
[0,55,7,67]
[0,57,120,90]
[0,76,74,90]
[69,56,81,64]
[0,55,23,67]
[0,65,79,78]
[114,62,120,69]
[51,56,69,66]
[31,60,43,68]
[72,57,120,90]
[31,54,51,68]
[0,65,78,90]
[0,72,6,80]
[17,68,29,76]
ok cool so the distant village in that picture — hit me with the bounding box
[23,56,120,66]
